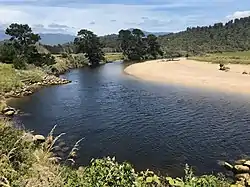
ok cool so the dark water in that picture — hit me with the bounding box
[9,61,250,176]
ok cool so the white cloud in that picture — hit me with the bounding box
[0,2,246,35]
[0,4,206,35]
[226,11,250,20]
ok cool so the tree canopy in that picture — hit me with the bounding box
[74,29,104,66]
[0,23,55,69]
[118,29,162,60]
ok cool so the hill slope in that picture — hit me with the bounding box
[159,16,250,54]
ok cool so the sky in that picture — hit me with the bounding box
[0,0,249,35]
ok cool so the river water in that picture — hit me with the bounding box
[9,61,250,176]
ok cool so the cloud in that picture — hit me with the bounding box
[48,23,69,29]
[226,11,250,20]
[0,0,250,35]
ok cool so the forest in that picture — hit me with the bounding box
[159,16,250,55]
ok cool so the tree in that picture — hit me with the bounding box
[118,29,146,60]
[5,23,40,55]
[74,29,104,66]
[146,34,163,59]
[118,29,162,60]
[3,23,55,69]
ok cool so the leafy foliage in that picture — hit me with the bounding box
[74,29,104,66]
[118,29,163,60]
[0,23,56,69]
[0,42,17,64]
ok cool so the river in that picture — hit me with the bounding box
[9,61,250,176]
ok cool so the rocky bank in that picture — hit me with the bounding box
[0,74,71,117]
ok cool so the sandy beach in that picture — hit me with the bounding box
[124,58,250,94]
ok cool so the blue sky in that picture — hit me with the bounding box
[0,0,249,35]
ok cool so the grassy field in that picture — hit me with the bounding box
[190,51,250,64]
[105,53,124,62]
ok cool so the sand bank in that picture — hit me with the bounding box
[124,58,250,94]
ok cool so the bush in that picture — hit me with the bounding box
[81,157,137,186]
[0,43,16,64]
[13,55,27,69]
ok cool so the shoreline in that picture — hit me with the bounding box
[0,73,71,117]
[124,58,250,95]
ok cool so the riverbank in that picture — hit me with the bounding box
[0,119,233,186]
[124,58,250,94]
[0,62,71,117]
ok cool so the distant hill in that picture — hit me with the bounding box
[127,28,169,36]
[0,28,169,46]
[0,30,75,45]
[158,16,250,54]
[39,33,75,45]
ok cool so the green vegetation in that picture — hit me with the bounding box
[47,54,89,75]
[159,16,250,55]
[189,51,250,64]
[100,34,120,53]
[0,23,56,69]
[105,53,124,62]
[74,29,105,66]
[118,29,163,60]
[0,63,46,94]
[0,119,232,187]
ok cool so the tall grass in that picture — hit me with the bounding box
[48,54,89,74]
[0,63,23,93]
[190,51,250,64]
[105,53,124,62]
[0,63,46,94]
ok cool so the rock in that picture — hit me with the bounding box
[235,173,250,181]
[235,159,247,165]
[33,135,46,142]
[3,107,16,113]
[223,162,234,171]
[243,71,248,75]
[244,161,250,167]
[4,110,15,116]
[235,165,250,173]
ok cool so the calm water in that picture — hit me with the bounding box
[9,61,250,176]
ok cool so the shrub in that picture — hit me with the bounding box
[13,55,27,69]
[166,164,230,187]
[79,157,137,186]
[0,43,16,64]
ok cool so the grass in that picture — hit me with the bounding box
[47,54,89,74]
[0,63,46,94]
[0,63,24,93]
[0,54,88,95]
[0,119,233,187]
[105,53,124,62]
[189,51,250,64]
